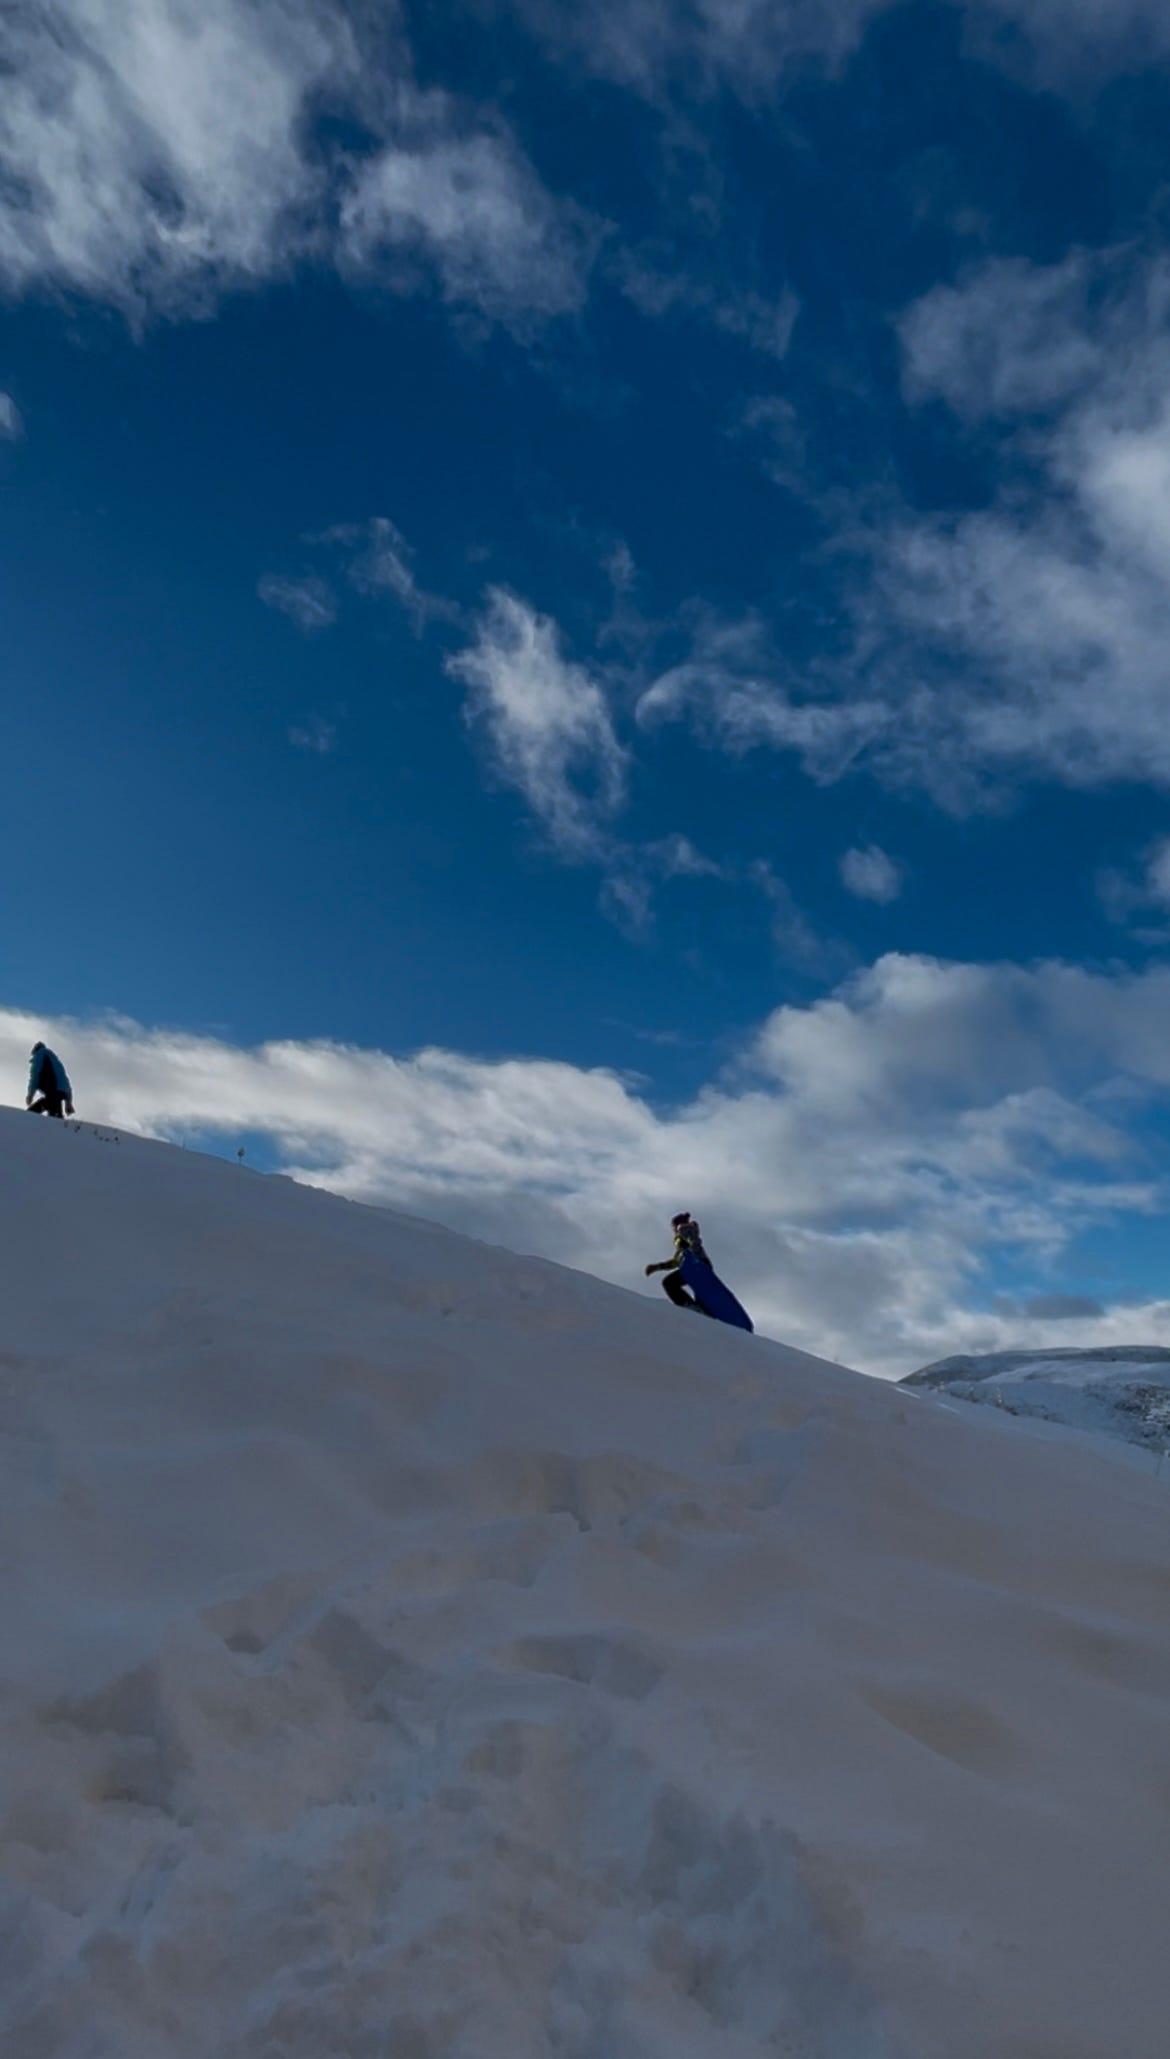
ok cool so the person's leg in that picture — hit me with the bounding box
[662,1269,699,1310]
[45,1089,64,1118]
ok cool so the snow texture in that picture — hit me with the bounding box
[3,1110,1170,2058]
[906,1345,1170,1454]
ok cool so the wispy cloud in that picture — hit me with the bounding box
[840,845,904,904]
[447,588,628,859]
[0,391,23,440]
[1141,841,1170,905]
[258,573,338,634]
[617,249,798,359]
[749,861,852,976]
[339,125,603,333]
[259,530,632,868]
[601,834,726,932]
[509,0,888,97]
[1098,835,1170,938]
[713,288,800,358]
[965,0,1170,81]
[637,611,889,783]
[513,0,1170,100]
[328,517,457,632]
[732,397,811,495]
[8,951,1170,1376]
[253,537,815,951]
[288,718,337,755]
[338,517,424,609]
[259,516,460,640]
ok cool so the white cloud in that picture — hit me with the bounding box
[339,126,600,330]
[899,252,1109,419]
[447,588,628,858]
[8,952,1170,1378]
[0,1,597,332]
[0,0,354,317]
[8,0,1153,359]
[708,250,1170,809]
[0,392,23,440]
[840,845,903,903]
[258,572,338,633]
[869,249,1170,796]
[6,0,1163,344]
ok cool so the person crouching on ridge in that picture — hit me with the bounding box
[645,1211,712,1313]
[26,1041,74,1119]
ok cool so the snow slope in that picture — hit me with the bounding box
[3,1111,1170,2059]
[904,1346,1170,1455]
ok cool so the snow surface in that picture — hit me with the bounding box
[905,1346,1170,1455]
[4,1110,1170,2059]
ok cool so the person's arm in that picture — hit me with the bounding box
[645,1238,684,1276]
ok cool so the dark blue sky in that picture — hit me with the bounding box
[5,0,1170,1370]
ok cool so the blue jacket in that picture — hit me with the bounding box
[666,1220,711,1269]
[28,1047,71,1100]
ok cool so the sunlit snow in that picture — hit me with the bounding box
[4,1113,1170,2057]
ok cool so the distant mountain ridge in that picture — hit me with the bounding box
[903,1345,1170,1452]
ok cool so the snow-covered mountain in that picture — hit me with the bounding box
[903,1345,1170,1454]
[5,1109,1170,2059]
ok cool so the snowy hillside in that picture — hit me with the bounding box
[4,1112,1170,2059]
[904,1346,1170,1455]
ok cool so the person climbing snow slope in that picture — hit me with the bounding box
[645,1211,713,1313]
[25,1041,73,1119]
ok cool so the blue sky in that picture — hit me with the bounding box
[6,0,1170,1375]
